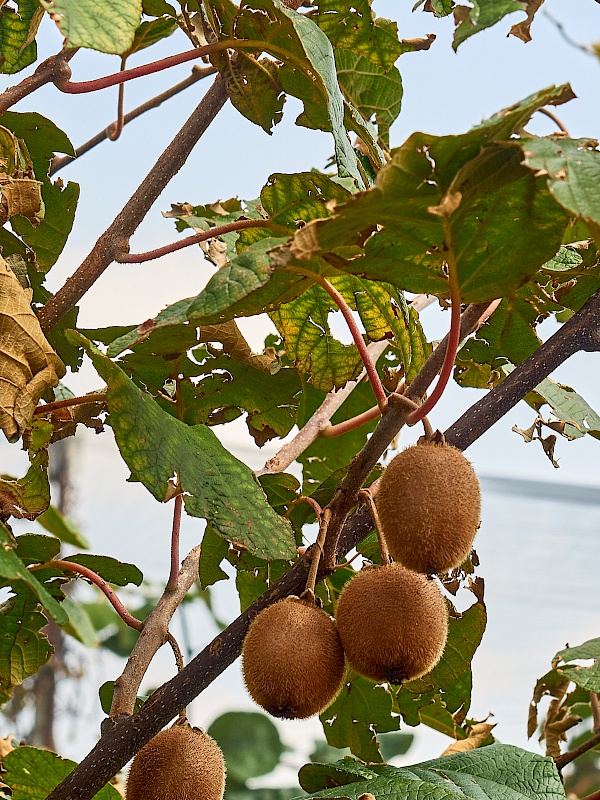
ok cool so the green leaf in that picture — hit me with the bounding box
[12,181,79,272]
[199,523,230,589]
[125,15,177,55]
[453,0,527,50]
[0,522,67,624]
[0,418,53,521]
[524,377,600,441]
[41,0,143,55]
[320,676,399,763]
[299,757,377,794]
[14,533,60,564]
[61,596,100,647]
[73,334,296,560]
[208,711,285,784]
[2,746,122,799]
[257,472,301,515]
[312,0,403,71]
[0,112,75,181]
[0,586,53,706]
[298,744,566,799]
[522,137,600,239]
[98,680,145,715]
[63,554,143,587]
[336,49,402,148]
[554,638,600,693]
[0,1,42,74]
[424,599,487,691]
[36,503,89,548]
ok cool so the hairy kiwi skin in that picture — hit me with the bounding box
[335,563,448,684]
[126,725,225,800]
[242,596,345,719]
[377,442,481,574]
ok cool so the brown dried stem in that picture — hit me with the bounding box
[591,692,600,733]
[50,66,216,176]
[167,494,184,591]
[34,393,107,415]
[303,508,331,598]
[45,291,600,800]
[109,545,201,718]
[358,489,389,564]
[38,76,229,333]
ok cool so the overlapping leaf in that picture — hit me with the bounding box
[297,744,566,799]
[287,86,574,303]
[0,0,42,74]
[73,334,296,560]
[0,125,43,227]
[524,377,600,440]
[40,0,143,54]
[0,586,53,706]
[453,0,527,50]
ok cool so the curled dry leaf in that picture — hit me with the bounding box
[509,0,545,43]
[0,125,43,227]
[441,722,496,756]
[0,256,65,442]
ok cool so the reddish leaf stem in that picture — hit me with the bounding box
[107,58,127,141]
[406,262,462,425]
[321,405,381,438]
[33,392,107,415]
[50,560,142,631]
[117,219,272,263]
[167,494,184,591]
[318,278,387,412]
[55,43,227,93]
[582,791,600,800]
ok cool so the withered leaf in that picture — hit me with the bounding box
[509,0,545,43]
[0,125,43,227]
[0,256,65,441]
[441,722,496,755]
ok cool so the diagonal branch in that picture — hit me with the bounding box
[0,49,76,115]
[45,290,600,800]
[37,76,228,334]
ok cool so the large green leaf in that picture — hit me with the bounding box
[0,523,67,624]
[335,49,402,148]
[312,0,403,71]
[73,335,296,560]
[287,88,575,302]
[0,112,75,181]
[2,746,121,800]
[453,0,527,50]
[208,711,285,785]
[40,0,143,54]
[320,676,399,763]
[124,16,177,56]
[297,744,566,799]
[0,1,42,74]
[0,587,53,706]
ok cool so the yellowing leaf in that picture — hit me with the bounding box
[0,256,65,441]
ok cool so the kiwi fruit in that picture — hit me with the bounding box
[335,562,448,684]
[126,724,225,800]
[241,596,345,719]
[376,441,481,574]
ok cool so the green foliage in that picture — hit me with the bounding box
[0,1,42,74]
[40,0,144,54]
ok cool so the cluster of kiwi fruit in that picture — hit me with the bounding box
[241,436,481,716]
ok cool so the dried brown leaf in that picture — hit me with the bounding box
[509,0,545,43]
[200,320,277,372]
[441,722,496,755]
[0,256,65,442]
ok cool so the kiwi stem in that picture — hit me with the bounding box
[386,393,434,440]
[106,57,127,141]
[33,392,107,415]
[42,560,143,631]
[317,277,387,412]
[304,507,331,596]
[167,494,184,591]
[321,405,381,438]
[406,243,462,425]
[285,495,323,519]
[358,490,390,564]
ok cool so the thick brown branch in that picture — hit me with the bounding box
[45,291,600,799]
[0,49,75,115]
[50,66,216,176]
[555,730,600,770]
[37,76,228,334]
[109,546,201,719]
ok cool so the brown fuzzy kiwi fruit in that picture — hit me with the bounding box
[335,562,448,684]
[376,441,481,574]
[241,596,345,719]
[126,724,225,800]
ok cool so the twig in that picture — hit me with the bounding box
[38,76,229,334]
[50,66,216,176]
[109,545,201,718]
[166,632,184,672]
[34,393,107,415]
[358,489,389,564]
[55,43,229,94]
[591,692,600,733]
[543,10,593,54]
[45,291,600,800]
[0,49,75,115]
[257,295,436,476]
[321,405,381,437]
[318,277,387,412]
[555,730,600,770]
[106,57,127,141]
[303,508,331,597]
[167,494,184,591]
[536,107,570,136]
[118,219,272,263]
[41,560,142,632]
